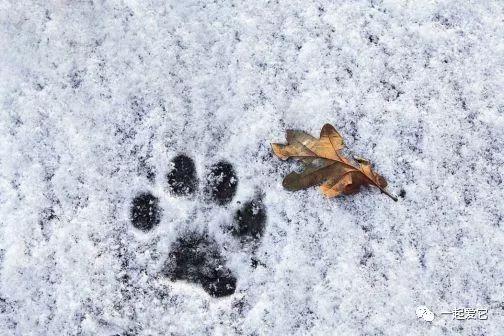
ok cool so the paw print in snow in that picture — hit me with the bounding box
[130,154,266,297]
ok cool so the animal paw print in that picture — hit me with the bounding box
[129,154,267,297]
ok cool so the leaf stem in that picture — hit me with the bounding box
[380,189,398,202]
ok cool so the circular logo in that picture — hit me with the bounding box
[416,306,435,322]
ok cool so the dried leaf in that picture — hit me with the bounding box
[271,124,397,201]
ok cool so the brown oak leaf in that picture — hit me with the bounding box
[271,124,397,201]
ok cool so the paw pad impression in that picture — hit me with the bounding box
[166,154,198,196]
[205,161,238,205]
[232,198,266,243]
[163,234,237,298]
[130,192,161,231]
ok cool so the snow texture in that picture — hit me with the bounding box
[1,0,503,335]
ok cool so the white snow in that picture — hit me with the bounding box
[1,0,503,335]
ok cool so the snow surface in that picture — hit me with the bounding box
[1,0,504,335]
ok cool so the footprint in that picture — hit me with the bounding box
[232,197,266,244]
[130,192,161,231]
[166,154,198,196]
[205,161,238,205]
[129,155,267,297]
[163,233,237,297]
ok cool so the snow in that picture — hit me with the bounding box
[1,0,503,335]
